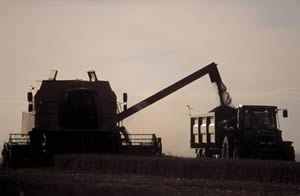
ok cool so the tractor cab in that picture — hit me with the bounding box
[237,105,291,159]
[238,106,279,130]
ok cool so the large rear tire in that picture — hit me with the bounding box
[282,143,295,161]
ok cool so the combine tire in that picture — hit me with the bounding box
[1,144,9,168]
[1,145,8,168]
[221,136,232,159]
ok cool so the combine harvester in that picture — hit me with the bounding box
[1,62,224,167]
[1,62,294,167]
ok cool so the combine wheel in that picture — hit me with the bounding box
[221,136,232,159]
[1,144,10,168]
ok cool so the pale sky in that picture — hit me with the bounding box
[0,0,299,157]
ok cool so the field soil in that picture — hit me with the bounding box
[1,155,300,196]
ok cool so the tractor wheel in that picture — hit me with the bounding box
[282,144,295,161]
[221,136,232,159]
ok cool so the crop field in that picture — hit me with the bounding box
[1,155,300,196]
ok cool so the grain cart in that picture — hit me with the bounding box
[190,104,295,161]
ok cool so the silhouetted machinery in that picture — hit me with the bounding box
[1,62,295,167]
[189,71,295,161]
[2,70,163,167]
[190,105,295,161]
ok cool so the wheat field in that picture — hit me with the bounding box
[1,155,300,196]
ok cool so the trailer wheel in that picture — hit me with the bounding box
[232,145,239,160]
[221,136,232,159]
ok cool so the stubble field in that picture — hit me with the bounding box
[1,155,300,196]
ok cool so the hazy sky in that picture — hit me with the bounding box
[0,0,299,157]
